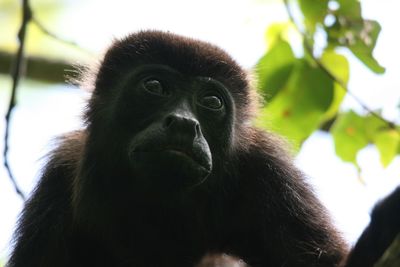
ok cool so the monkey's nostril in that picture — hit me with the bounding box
[163,115,175,129]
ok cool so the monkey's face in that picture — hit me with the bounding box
[113,64,235,192]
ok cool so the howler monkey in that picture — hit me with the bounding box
[7,31,400,267]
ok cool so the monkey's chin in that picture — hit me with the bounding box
[130,150,212,190]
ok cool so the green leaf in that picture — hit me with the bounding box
[320,50,350,84]
[326,11,385,73]
[264,22,291,49]
[349,20,385,74]
[374,130,400,167]
[331,111,400,167]
[320,50,349,120]
[326,0,385,73]
[337,0,362,19]
[256,40,295,101]
[298,0,329,32]
[331,111,369,164]
[364,113,387,140]
[359,113,399,166]
[258,60,334,149]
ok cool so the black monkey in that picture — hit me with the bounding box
[6,31,398,267]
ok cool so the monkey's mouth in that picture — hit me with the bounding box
[164,146,195,160]
[130,143,212,178]
[165,148,193,161]
[133,146,210,172]
[163,147,211,171]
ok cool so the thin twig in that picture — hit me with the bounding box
[32,16,93,54]
[3,0,32,201]
[283,0,397,130]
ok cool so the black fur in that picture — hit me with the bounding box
[7,31,398,267]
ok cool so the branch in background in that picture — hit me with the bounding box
[283,0,397,131]
[0,51,75,84]
[32,17,80,47]
[3,0,33,201]
[32,16,93,55]
[3,1,88,201]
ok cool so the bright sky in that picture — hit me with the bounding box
[1,0,400,261]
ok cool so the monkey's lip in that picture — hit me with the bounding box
[165,148,191,158]
[132,147,211,172]
[162,148,211,172]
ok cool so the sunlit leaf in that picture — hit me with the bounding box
[324,0,385,73]
[320,50,349,121]
[349,20,385,73]
[374,130,400,167]
[320,50,349,84]
[298,0,328,32]
[337,0,362,19]
[264,22,291,50]
[256,40,295,101]
[258,60,334,149]
[364,113,387,140]
[365,114,399,167]
[326,9,385,73]
[331,111,369,164]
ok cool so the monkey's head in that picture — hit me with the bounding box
[83,31,255,194]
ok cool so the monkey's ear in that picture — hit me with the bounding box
[195,254,248,267]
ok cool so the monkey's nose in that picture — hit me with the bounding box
[163,113,201,138]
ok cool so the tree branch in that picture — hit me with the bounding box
[3,0,33,201]
[31,16,92,55]
[32,17,80,47]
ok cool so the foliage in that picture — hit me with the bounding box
[255,0,400,168]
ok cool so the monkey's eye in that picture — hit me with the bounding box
[143,79,168,96]
[200,95,223,110]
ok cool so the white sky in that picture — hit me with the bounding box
[1,0,400,261]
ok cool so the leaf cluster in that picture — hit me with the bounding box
[255,0,399,168]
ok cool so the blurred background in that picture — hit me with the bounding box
[1,0,399,264]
